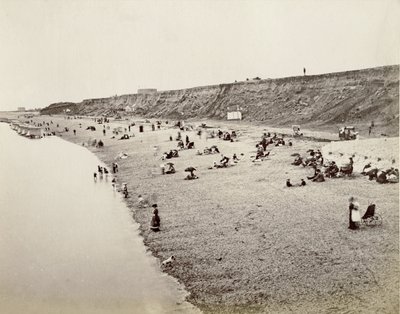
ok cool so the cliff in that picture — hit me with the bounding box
[41,65,399,129]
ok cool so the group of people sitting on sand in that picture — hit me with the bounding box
[209,153,241,169]
[162,149,179,160]
[161,162,176,175]
[291,149,327,183]
[292,150,324,168]
[171,133,195,150]
[215,129,237,142]
[252,132,295,163]
[159,161,197,180]
[177,139,195,150]
[252,145,270,162]
[291,147,400,185]
[324,161,340,178]
[198,145,220,155]
[294,151,358,182]
[307,167,326,182]
[258,132,292,151]
[361,163,399,184]
[222,131,236,141]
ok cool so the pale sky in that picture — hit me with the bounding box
[0,0,399,111]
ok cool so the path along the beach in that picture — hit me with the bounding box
[0,123,200,314]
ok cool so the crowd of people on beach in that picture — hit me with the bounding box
[290,147,399,185]
[361,163,399,184]
[21,115,396,235]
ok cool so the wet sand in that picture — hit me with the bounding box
[2,113,399,313]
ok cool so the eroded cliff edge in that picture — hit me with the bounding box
[41,65,399,133]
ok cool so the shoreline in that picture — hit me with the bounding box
[0,122,201,314]
[1,113,399,313]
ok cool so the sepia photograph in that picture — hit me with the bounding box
[0,0,399,313]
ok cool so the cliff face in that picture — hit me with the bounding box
[41,65,399,128]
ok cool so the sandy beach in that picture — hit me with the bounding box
[3,112,398,314]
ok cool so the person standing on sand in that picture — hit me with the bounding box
[137,195,145,207]
[122,184,128,198]
[93,172,97,182]
[112,162,118,173]
[348,197,360,230]
[303,67,306,76]
[150,205,160,232]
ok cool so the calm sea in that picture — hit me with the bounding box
[0,123,198,314]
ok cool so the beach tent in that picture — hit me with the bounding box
[227,111,242,120]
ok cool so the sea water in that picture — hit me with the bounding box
[0,123,199,314]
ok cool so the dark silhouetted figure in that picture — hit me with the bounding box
[150,205,160,232]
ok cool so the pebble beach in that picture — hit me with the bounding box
[3,112,397,314]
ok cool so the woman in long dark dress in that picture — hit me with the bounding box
[150,206,160,232]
